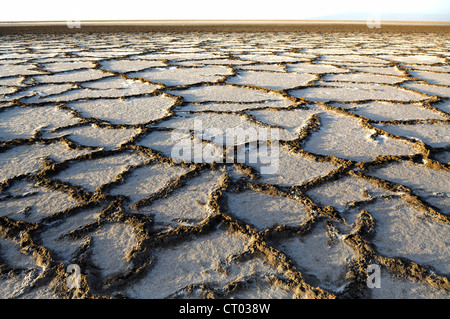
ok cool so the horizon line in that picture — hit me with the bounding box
[1,20,448,34]
[1,20,450,26]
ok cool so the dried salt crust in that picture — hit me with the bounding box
[140,170,223,232]
[108,161,189,205]
[286,63,349,74]
[361,197,449,275]
[408,70,450,86]
[291,82,429,102]
[19,78,162,103]
[129,65,233,87]
[175,100,294,112]
[227,189,310,231]
[38,206,103,263]
[6,83,77,102]
[0,106,80,141]
[247,145,338,186]
[321,73,405,84]
[0,31,449,299]
[432,99,450,114]
[100,60,166,73]
[301,111,417,162]
[0,142,93,183]
[42,61,97,73]
[365,161,450,215]
[47,124,141,150]
[306,174,391,214]
[137,129,224,164]
[67,95,176,125]
[124,226,287,299]
[332,102,448,121]
[270,221,356,293]
[169,84,287,103]
[227,70,317,90]
[0,76,26,87]
[376,123,450,148]
[346,66,406,76]
[32,69,111,84]
[370,266,450,299]
[237,64,286,72]
[0,64,44,77]
[155,111,296,143]
[401,82,450,98]
[0,179,79,223]
[51,151,148,193]
[90,222,139,278]
[375,54,447,65]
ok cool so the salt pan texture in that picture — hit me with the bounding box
[0,31,448,300]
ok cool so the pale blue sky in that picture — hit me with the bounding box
[1,0,449,21]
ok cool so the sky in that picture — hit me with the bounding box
[1,0,449,22]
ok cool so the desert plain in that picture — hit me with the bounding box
[0,22,449,299]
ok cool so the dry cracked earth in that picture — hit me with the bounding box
[0,31,449,299]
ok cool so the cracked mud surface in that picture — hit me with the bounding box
[0,31,449,299]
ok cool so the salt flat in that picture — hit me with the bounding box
[0,31,448,300]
